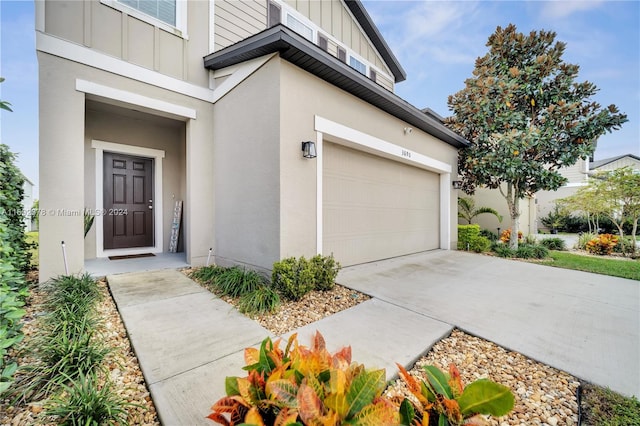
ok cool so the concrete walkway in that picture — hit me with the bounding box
[107,251,639,424]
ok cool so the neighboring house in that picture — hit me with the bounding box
[37,0,468,281]
[465,153,639,235]
[22,176,35,232]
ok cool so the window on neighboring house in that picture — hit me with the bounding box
[337,46,346,63]
[317,33,328,52]
[286,13,313,42]
[369,68,377,82]
[349,56,367,75]
[119,0,176,26]
[268,1,281,27]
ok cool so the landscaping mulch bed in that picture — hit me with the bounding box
[0,279,159,426]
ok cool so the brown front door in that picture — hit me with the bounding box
[103,152,154,249]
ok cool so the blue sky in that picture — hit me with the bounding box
[1,0,639,197]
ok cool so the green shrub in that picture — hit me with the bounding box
[45,372,129,426]
[470,236,491,253]
[214,267,265,298]
[0,215,29,394]
[540,237,566,251]
[457,225,491,252]
[272,256,315,301]
[310,254,341,291]
[577,232,598,250]
[42,273,101,317]
[238,285,281,315]
[612,237,636,255]
[492,243,514,258]
[0,145,32,272]
[479,229,498,241]
[515,244,549,259]
[190,265,226,286]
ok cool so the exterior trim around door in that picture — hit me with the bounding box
[92,140,165,258]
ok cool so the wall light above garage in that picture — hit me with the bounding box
[301,141,317,159]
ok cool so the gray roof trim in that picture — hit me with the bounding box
[590,153,640,169]
[204,26,468,149]
[343,0,406,83]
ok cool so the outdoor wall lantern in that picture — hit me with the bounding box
[452,180,463,189]
[301,141,317,159]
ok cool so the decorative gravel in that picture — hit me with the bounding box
[0,280,159,426]
[384,329,580,426]
[3,270,582,426]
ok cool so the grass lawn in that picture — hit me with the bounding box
[581,383,640,425]
[540,251,640,281]
[26,231,38,268]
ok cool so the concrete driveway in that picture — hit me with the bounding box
[337,250,639,397]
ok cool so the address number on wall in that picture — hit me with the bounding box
[401,149,412,158]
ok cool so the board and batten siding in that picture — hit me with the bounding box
[284,0,391,76]
[214,0,268,51]
[594,157,640,172]
[43,0,211,88]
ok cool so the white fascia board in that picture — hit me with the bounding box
[314,116,452,174]
[37,32,214,102]
[76,79,197,120]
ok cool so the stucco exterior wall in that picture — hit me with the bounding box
[38,52,215,280]
[43,0,211,88]
[462,187,536,236]
[278,58,459,257]
[83,105,186,259]
[212,57,281,271]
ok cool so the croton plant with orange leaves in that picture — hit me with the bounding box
[207,332,514,425]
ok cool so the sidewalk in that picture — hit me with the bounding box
[107,269,452,425]
[107,251,639,424]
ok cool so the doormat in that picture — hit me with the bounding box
[108,253,156,260]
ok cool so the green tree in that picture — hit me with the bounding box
[591,167,640,253]
[457,196,503,224]
[0,77,12,112]
[445,25,627,248]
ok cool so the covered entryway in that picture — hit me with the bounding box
[103,152,154,249]
[323,142,439,266]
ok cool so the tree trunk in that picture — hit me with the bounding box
[510,196,520,249]
[500,183,520,249]
[631,218,638,254]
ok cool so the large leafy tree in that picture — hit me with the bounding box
[446,24,627,248]
[562,167,640,254]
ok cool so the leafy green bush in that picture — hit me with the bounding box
[310,254,341,291]
[540,237,566,251]
[457,225,491,252]
[515,244,549,259]
[0,144,32,272]
[479,228,498,241]
[612,237,636,256]
[238,285,281,315]
[272,256,315,301]
[0,215,29,394]
[45,372,129,425]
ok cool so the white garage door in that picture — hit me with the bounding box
[323,142,440,266]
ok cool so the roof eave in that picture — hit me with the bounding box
[343,0,406,83]
[204,26,468,149]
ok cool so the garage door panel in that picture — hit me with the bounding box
[323,142,439,266]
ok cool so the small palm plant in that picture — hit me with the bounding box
[458,197,503,224]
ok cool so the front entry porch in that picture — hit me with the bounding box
[84,252,189,277]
